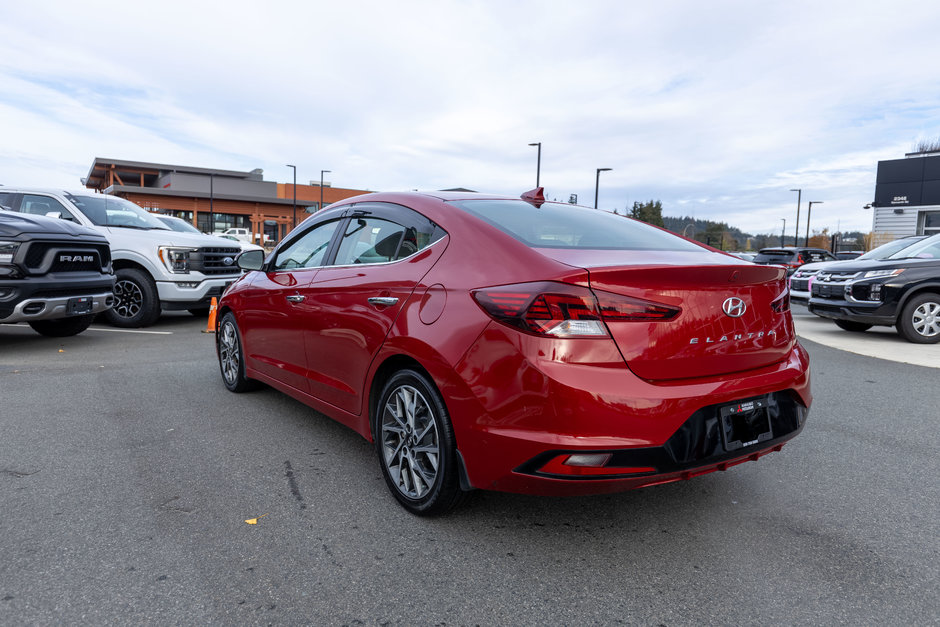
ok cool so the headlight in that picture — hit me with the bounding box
[0,241,19,264]
[158,246,197,273]
[863,268,904,278]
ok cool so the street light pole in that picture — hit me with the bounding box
[805,201,823,246]
[209,173,214,234]
[320,170,331,212]
[528,142,541,187]
[595,168,612,209]
[790,188,801,246]
[780,218,786,247]
[286,164,297,228]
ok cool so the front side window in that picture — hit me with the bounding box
[272,220,341,270]
[21,195,76,221]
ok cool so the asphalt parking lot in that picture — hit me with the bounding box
[1,311,938,624]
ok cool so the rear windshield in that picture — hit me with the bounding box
[450,199,704,251]
[753,250,795,263]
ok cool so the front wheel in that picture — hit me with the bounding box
[897,293,940,344]
[217,312,258,392]
[834,320,872,333]
[374,369,465,516]
[105,268,160,328]
[28,314,95,337]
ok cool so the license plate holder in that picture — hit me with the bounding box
[720,397,773,451]
[66,296,93,315]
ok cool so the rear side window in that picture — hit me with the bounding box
[754,250,795,263]
[451,199,703,251]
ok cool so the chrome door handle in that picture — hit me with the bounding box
[286,295,305,303]
[368,297,399,307]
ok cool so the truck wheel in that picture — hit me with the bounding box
[28,314,95,337]
[897,293,940,344]
[105,268,160,328]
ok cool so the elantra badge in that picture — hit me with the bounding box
[722,297,746,317]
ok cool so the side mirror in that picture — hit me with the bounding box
[45,211,63,219]
[237,249,265,271]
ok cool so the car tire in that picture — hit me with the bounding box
[28,314,95,337]
[374,369,465,516]
[105,268,160,328]
[834,320,872,333]
[897,293,940,344]
[217,312,258,392]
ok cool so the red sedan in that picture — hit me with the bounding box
[216,189,811,515]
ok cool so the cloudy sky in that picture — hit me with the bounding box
[2,0,939,236]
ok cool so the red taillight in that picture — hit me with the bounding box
[472,282,679,338]
[771,291,790,313]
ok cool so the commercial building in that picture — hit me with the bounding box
[870,150,940,245]
[82,158,370,243]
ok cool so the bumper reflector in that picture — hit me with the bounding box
[539,454,655,477]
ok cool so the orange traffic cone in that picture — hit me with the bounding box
[202,297,218,333]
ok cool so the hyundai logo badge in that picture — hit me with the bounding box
[722,297,746,317]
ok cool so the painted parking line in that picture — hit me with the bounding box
[84,326,173,335]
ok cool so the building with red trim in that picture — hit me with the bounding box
[83,158,370,243]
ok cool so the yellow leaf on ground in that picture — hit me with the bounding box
[244,513,268,525]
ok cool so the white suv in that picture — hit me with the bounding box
[0,189,242,327]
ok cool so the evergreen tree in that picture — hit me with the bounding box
[629,200,665,227]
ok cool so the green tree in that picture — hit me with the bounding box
[629,200,665,227]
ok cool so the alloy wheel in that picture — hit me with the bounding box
[380,384,440,500]
[113,278,143,319]
[218,320,241,385]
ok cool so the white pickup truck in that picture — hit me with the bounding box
[0,188,242,327]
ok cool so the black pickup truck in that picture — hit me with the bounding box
[0,208,115,336]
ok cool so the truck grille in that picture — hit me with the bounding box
[21,242,111,274]
[191,247,242,276]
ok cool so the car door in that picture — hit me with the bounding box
[298,204,447,415]
[239,217,343,393]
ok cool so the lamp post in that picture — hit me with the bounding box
[805,201,823,246]
[528,142,541,187]
[595,168,612,209]
[320,169,331,212]
[286,164,297,228]
[209,173,214,234]
[790,188,801,246]
[780,218,786,246]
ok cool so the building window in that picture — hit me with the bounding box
[925,212,940,235]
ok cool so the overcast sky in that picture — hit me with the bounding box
[2,0,939,235]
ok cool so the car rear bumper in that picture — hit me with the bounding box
[451,326,812,495]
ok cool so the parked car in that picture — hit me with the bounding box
[0,189,242,326]
[217,234,264,252]
[789,236,929,303]
[808,233,940,343]
[835,250,864,260]
[215,189,811,515]
[753,246,837,275]
[0,208,114,336]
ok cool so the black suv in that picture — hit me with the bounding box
[808,234,940,343]
[0,209,115,336]
[753,247,837,275]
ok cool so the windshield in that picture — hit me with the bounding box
[858,237,926,260]
[887,233,940,259]
[65,194,169,230]
[157,216,201,234]
[451,199,704,251]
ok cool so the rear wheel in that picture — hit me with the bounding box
[374,369,465,516]
[834,320,872,333]
[897,293,940,344]
[105,268,160,328]
[28,314,94,337]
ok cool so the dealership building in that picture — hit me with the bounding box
[871,150,940,245]
[82,158,370,243]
